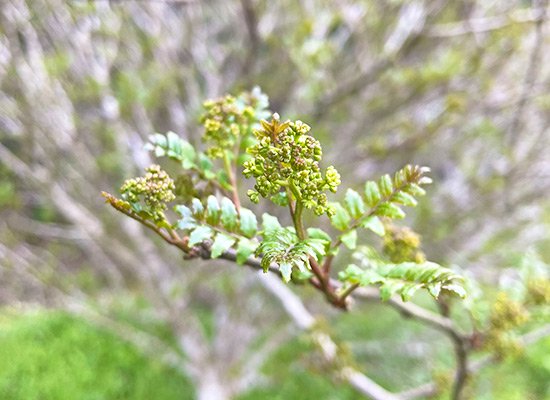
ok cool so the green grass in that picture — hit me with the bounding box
[0,308,547,400]
[0,310,194,400]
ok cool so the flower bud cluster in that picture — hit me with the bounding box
[243,114,340,216]
[489,293,529,331]
[526,278,550,305]
[483,293,529,359]
[484,330,523,359]
[382,224,426,263]
[200,94,255,158]
[120,165,175,220]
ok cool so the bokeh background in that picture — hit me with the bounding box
[0,0,549,399]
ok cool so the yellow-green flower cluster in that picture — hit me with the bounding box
[483,330,523,359]
[489,293,529,331]
[120,165,175,220]
[200,95,255,158]
[382,224,426,263]
[483,293,529,359]
[243,113,340,216]
[526,278,550,305]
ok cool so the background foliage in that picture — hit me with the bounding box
[0,0,549,399]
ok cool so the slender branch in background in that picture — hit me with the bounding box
[239,0,260,79]
[240,0,259,49]
[350,285,462,338]
[506,0,547,150]
[106,0,196,3]
[434,298,469,400]
[354,286,471,399]
[521,323,550,345]
[257,274,400,400]
[398,382,438,400]
[450,334,469,400]
[312,57,393,118]
[426,6,549,37]
[398,323,550,400]
[7,214,87,241]
[311,1,426,118]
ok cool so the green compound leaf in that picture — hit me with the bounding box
[339,247,465,302]
[236,238,258,265]
[239,208,258,238]
[145,131,197,169]
[198,153,216,179]
[216,170,233,191]
[192,198,204,216]
[404,183,426,197]
[378,174,394,197]
[378,262,465,301]
[442,283,467,298]
[379,281,408,301]
[341,229,358,250]
[262,213,282,234]
[345,189,365,218]
[206,195,221,225]
[307,227,332,242]
[375,203,405,219]
[188,226,213,247]
[210,233,237,259]
[360,165,431,222]
[175,204,192,218]
[177,217,197,231]
[330,202,351,231]
[331,165,430,237]
[306,228,332,255]
[146,134,167,157]
[303,238,329,261]
[360,215,385,236]
[279,262,293,283]
[175,197,263,261]
[167,131,196,169]
[220,197,238,230]
[175,205,197,230]
[255,227,324,281]
[364,181,381,207]
[270,192,289,206]
[392,191,418,207]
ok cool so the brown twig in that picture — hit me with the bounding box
[101,192,189,252]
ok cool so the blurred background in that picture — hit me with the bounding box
[0,0,549,399]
